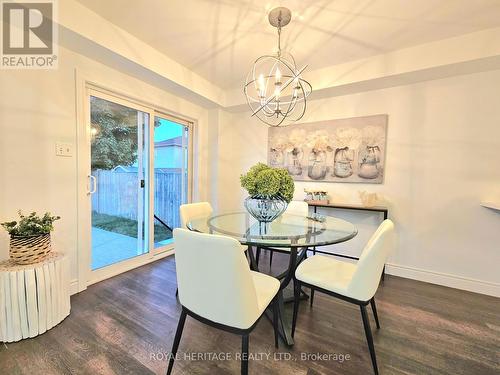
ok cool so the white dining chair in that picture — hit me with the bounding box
[256,200,309,268]
[179,201,213,229]
[292,219,395,375]
[177,202,249,296]
[167,228,280,375]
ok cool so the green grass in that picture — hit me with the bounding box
[92,212,172,242]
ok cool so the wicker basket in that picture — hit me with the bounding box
[9,233,52,265]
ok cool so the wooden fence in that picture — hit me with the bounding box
[91,169,183,228]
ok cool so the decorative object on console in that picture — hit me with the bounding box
[304,189,329,205]
[244,7,312,127]
[359,191,380,207]
[268,114,388,183]
[240,163,294,222]
[1,211,60,265]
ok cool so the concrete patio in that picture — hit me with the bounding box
[91,227,142,269]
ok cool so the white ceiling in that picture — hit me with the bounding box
[76,0,500,89]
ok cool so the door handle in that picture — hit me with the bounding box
[88,175,97,195]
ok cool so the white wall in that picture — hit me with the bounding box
[0,45,211,288]
[1,35,499,297]
[216,69,500,297]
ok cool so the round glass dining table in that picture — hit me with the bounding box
[187,211,358,346]
[188,211,358,248]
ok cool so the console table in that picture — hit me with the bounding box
[0,252,71,342]
[307,202,389,279]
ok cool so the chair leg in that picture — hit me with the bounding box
[272,298,279,348]
[255,247,261,267]
[167,307,187,375]
[360,305,379,375]
[241,334,249,375]
[292,280,301,338]
[370,298,381,329]
[309,288,315,307]
[269,250,273,269]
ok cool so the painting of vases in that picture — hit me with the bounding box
[286,147,304,176]
[358,145,381,179]
[267,114,388,184]
[308,150,328,180]
[333,147,354,178]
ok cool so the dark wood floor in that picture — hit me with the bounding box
[1,252,499,375]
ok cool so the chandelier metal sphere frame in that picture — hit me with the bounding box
[244,7,312,127]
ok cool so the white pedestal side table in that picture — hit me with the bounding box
[0,252,71,342]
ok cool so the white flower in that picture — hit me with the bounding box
[362,125,384,146]
[288,129,307,146]
[270,135,289,151]
[306,130,332,152]
[287,129,307,150]
[334,127,361,149]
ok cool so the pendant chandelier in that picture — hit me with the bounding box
[244,7,312,127]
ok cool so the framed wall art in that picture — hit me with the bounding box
[268,114,388,183]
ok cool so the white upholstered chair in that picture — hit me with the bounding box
[177,202,249,296]
[167,228,280,375]
[292,219,395,375]
[256,200,309,268]
[180,202,247,253]
[179,201,213,230]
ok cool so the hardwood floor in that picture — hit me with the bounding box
[1,252,499,375]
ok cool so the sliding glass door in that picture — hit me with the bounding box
[89,96,150,270]
[87,90,191,273]
[153,116,190,248]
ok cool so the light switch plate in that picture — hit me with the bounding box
[55,142,73,157]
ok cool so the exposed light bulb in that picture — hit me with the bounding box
[275,67,282,85]
[258,74,265,97]
[274,87,281,99]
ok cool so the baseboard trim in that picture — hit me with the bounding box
[88,249,174,288]
[70,250,174,295]
[70,279,79,296]
[68,256,499,298]
[385,263,500,298]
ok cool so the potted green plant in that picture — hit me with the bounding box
[1,211,60,265]
[240,163,294,222]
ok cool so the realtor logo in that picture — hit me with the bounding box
[1,0,58,69]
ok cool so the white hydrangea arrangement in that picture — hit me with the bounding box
[334,127,362,150]
[362,125,385,146]
[306,130,333,153]
[270,135,289,152]
[286,129,307,151]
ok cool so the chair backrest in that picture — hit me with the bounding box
[285,201,309,216]
[173,228,260,329]
[347,220,395,302]
[179,202,213,229]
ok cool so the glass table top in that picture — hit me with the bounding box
[188,211,358,248]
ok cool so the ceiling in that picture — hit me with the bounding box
[76,0,500,90]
